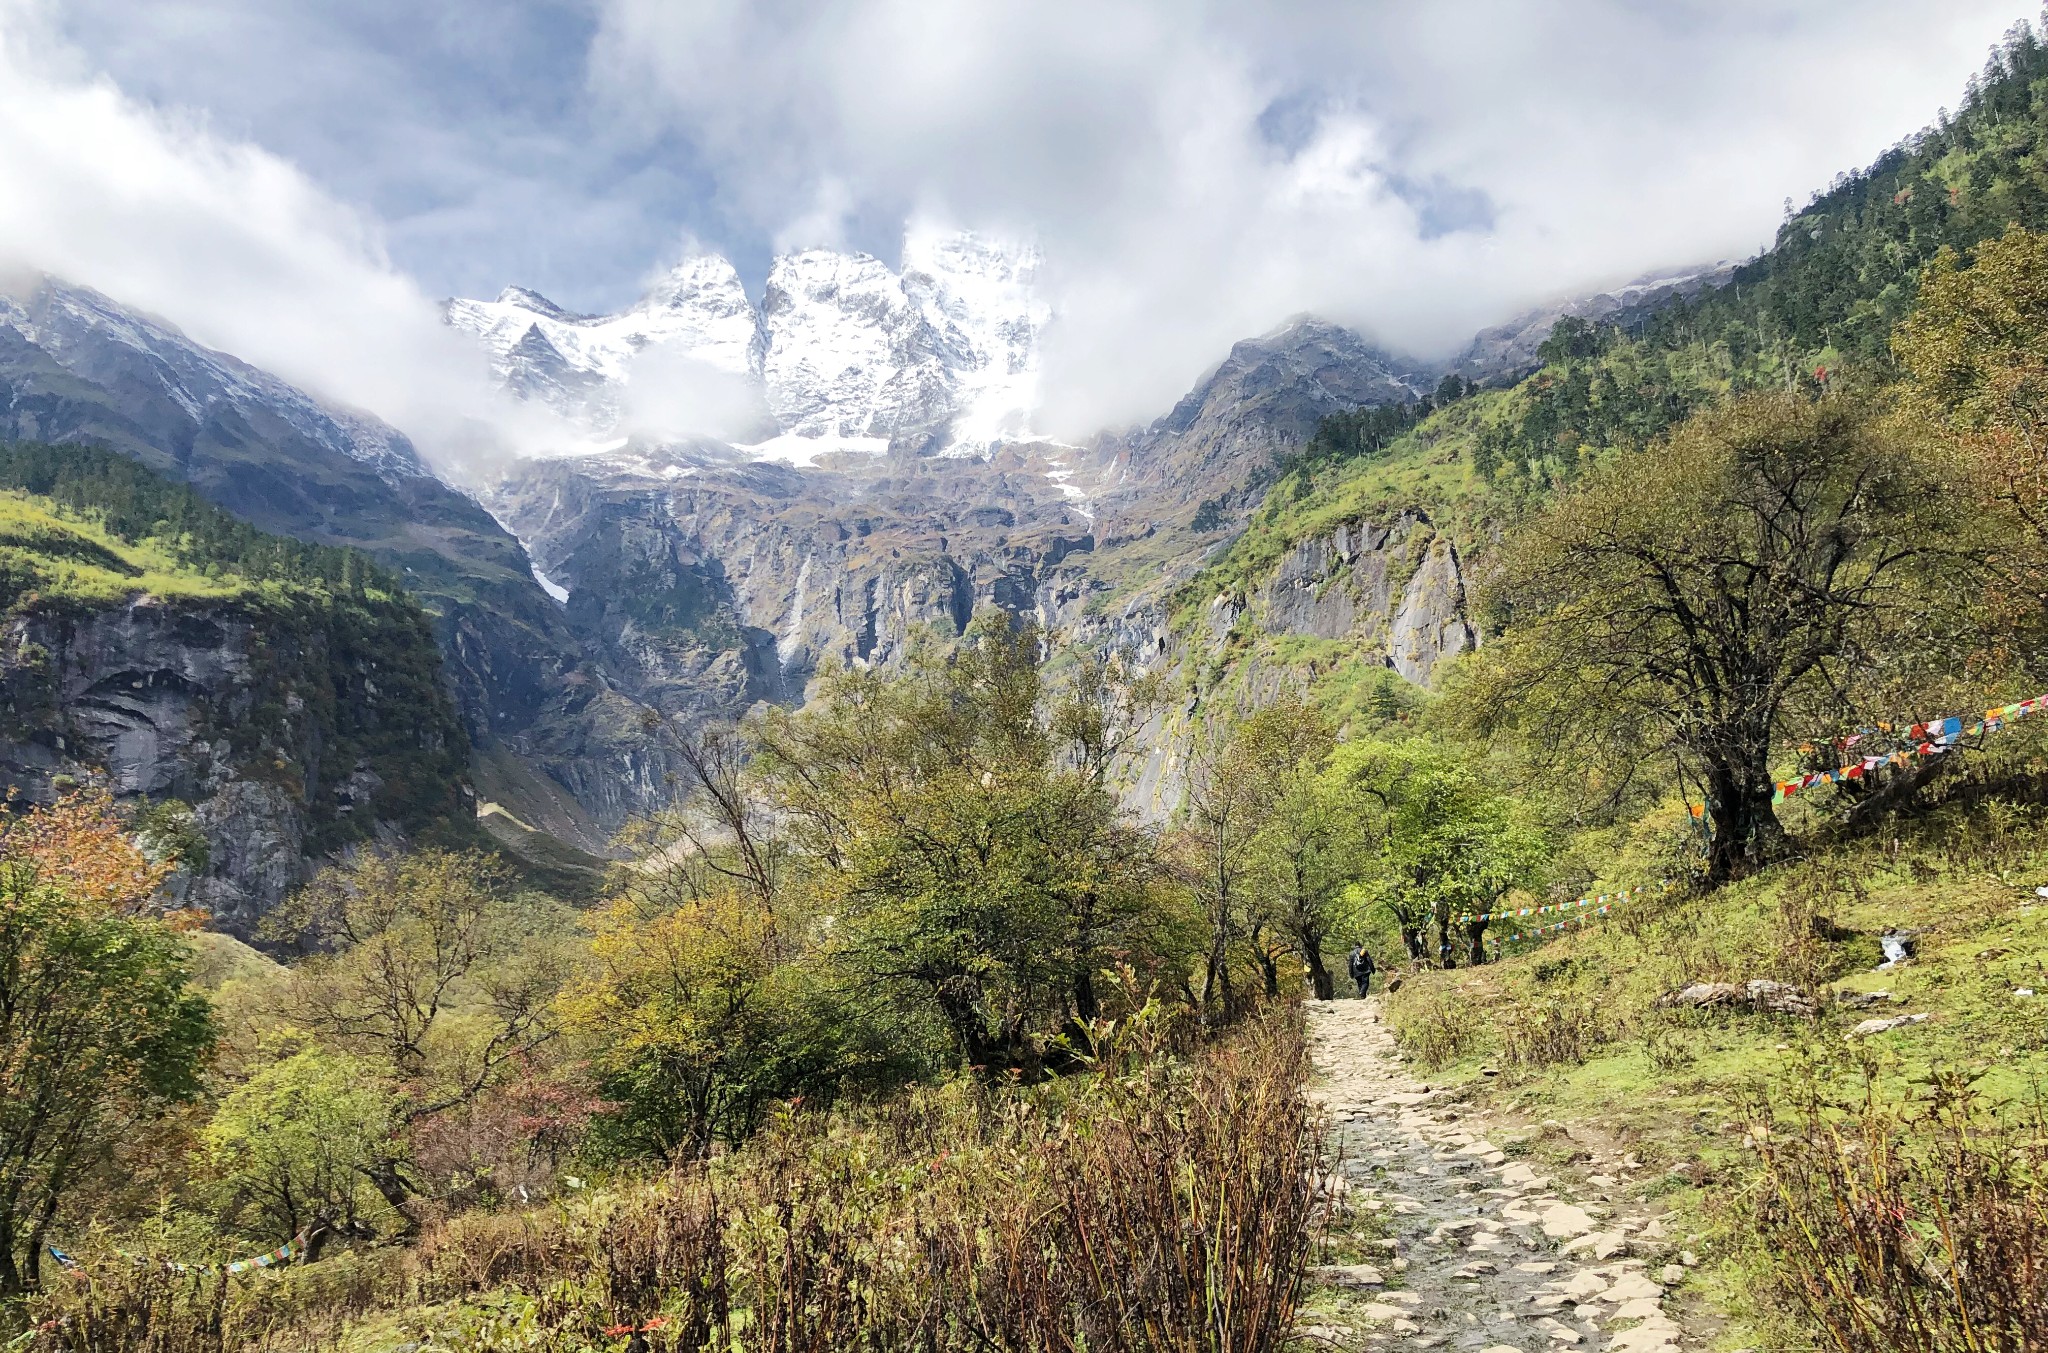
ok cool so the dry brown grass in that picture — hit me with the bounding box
[19,1008,1321,1352]
[1749,1065,2048,1353]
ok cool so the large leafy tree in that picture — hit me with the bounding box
[1239,698,1372,999]
[1459,393,1976,882]
[1337,742,1547,966]
[559,885,878,1160]
[265,850,568,1221]
[0,795,213,1291]
[204,1045,393,1242]
[753,613,1174,1073]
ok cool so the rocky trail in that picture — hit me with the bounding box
[1302,999,1699,1353]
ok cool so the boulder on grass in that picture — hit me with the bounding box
[1654,980,1816,1017]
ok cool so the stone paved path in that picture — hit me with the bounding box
[1303,999,1692,1353]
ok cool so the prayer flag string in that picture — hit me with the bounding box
[1766,694,2046,806]
[1468,693,2048,955]
[48,1226,311,1279]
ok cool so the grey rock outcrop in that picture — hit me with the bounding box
[485,447,1108,773]
[1080,318,1427,520]
[0,585,471,933]
[0,597,410,933]
[0,274,673,847]
[1247,511,1478,684]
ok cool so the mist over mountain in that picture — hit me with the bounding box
[446,228,1049,465]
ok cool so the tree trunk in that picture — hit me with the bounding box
[935,975,1007,1072]
[1072,967,1099,1024]
[1400,923,1425,961]
[0,1214,20,1296]
[1303,944,1334,1000]
[1249,923,1281,999]
[1465,918,1490,967]
[22,1157,70,1295]
[1706,761,1785,884]
[363,1157,420,1237]
[1201,911,1234,1026]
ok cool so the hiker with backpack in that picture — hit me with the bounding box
[1347,944,1376,997]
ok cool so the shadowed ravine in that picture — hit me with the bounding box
[1303,1000,1697,1353]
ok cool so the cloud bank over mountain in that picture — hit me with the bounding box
[0,3,580,471]
[2,0,2034,450]
[590,0,2031,434]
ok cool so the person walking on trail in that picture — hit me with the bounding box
[1348,945,1376,997]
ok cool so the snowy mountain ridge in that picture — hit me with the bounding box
[446,228,1049,466]
[1,280,429,482]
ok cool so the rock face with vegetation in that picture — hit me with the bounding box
[1248,512,1476,684]
[487,446,1106,711]
[1076,318,1428,524]
[0,445,470,932]
[0,277,663,848]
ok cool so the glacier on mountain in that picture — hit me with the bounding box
[445,228,1048,463]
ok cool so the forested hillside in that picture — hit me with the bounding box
[0,442,474,927]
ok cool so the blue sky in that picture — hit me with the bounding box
[1,0,2036,442]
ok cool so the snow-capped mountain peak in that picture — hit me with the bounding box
[761,247,940,445]
[903,228,1048,457]
[446,229,1048,465]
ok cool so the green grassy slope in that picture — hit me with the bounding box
[1379,769,2048,1343]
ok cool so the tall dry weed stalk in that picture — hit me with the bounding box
[547,1006,1320,1352]
[16,1249,397,1353]
[1748,1066,2048,1353]
[1053,1010,1316,1352]
[20,1012,1318,1351]
[97,1004,1308,1353]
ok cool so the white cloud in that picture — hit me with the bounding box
[590,0,2032,434]
[620,346,771,444]
[0,1,564,469]
[0,0,2032,453]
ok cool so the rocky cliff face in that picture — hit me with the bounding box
[0,595,463,934]
[461,308,1470,831]
[1096,509,1480,820]
[0,275,670,854]
[0,267,1493,865]
[1076,319,1427,523]
[485,445,1104,744]
[1249,513,1478,684]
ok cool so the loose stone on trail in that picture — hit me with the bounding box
[1305,998,1693,1351]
